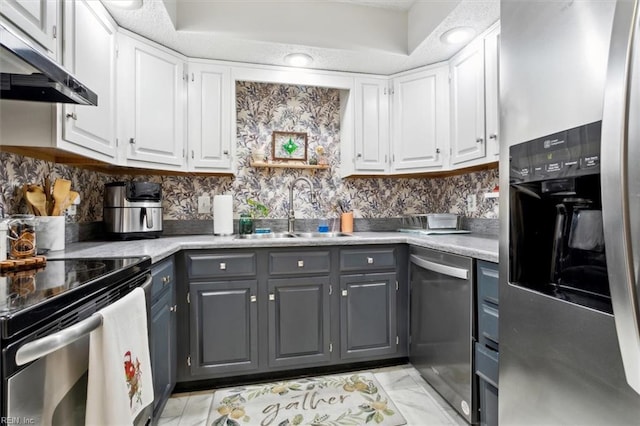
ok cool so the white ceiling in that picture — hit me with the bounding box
[102,0,499,75]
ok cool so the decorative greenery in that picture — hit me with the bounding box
[247,199,269,218]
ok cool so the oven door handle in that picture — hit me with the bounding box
[410,255,469,280]
[15,314,102,366]
[15,273,153,366]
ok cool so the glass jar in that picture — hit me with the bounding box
[238,213,254,235]
[8,214,37,259]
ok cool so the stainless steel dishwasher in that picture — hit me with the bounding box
[409,246,475,424]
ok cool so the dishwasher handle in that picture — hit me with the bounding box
[410,254,469,280]
[15,273,152,366]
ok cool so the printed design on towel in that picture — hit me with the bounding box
[123,350,143,410]
[211,373,406,426]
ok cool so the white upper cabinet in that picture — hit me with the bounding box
[449,38,486,166]
[484,24,500,161]
[60,0,117,161]
[391,64,450,173]
[187,61,233,172]
[117,31,186,170]
[353,77,390,174]
[0,0,57,57]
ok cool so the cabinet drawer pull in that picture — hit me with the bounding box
[367,257,374,264]
[219,262,226,270]
[65,112,77,120]
[269,294,275,301]
[476,138,484,144]
[297,260,304,268]
[251,295,257,303]
[341,290,348,297]
[489,134,497,140]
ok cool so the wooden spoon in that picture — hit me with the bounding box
[56,190,79,214]
[51,179,71,216]
[24,185,48,216]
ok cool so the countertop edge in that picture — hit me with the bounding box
[47,232,499,264]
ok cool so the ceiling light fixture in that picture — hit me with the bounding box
[284,53,313,67]
[440,27,476,45]
[104,0,143,10]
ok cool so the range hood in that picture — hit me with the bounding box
[0,22,97,105]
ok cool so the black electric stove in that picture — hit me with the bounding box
[0,256,151,341]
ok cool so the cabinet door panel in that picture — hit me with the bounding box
[118,33,185,168]
[150,289,175,413]
[392,66,449,172]
[450,40,486,165]
[188,63,232,171]
[189,280,258,376]
[61,0,116,160]
[268,277,331,368]
[340,272,397,359]
[354,77,389,172]
[1,0,57,55]
[484,25,500,160]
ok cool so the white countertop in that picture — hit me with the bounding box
[47,232,499,264]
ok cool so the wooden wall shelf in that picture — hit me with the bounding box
[250,160,330,171]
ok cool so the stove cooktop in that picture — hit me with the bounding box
[0,257,150,318]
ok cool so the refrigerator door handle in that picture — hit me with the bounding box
[601,0,640,395]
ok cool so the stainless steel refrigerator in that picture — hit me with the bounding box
[499,0,640,424]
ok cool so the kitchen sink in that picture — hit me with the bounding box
[235,232,296,239]
[235,232,353,239]
[293,232,353,238]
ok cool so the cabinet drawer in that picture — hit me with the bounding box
[269,251,330,275]
[477,261,499,306]
[475,343,499,388]
[151,258,174,302]
[340,248,396,272]
[479,302,499,346]
[187,252,257,278]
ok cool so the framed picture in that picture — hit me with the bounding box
[271,131,308,162]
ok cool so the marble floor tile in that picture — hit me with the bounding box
[177,393,215,426]
[385,387,457,426]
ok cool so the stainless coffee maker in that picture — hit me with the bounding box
[103,181,163,240]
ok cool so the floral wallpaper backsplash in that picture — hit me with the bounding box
[0,81,499,224]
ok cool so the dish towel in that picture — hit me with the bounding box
[86,287,153,425]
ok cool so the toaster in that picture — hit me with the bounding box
[103,181,163,240]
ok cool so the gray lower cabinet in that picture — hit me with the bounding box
[340,272,397,360]
[149,257,177,421]
[188,280,259,376]
[475,260,499,426]
[267,276,331,368]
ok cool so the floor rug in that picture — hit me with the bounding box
[209,372,408,426]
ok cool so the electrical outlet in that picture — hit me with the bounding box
[197,195,211,214]
[466,194,477,212]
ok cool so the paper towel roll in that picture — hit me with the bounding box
[213,195,234,235]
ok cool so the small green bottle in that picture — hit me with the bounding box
[239,213,254,235]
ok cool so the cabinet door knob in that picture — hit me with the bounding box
[268,294,275,301]
[297,260,304,268]
[129,138,136,145]
[489,134,498,139]
[341,290,348,297]
[367,257,374,264]
[476,138,484,144]
[251,295,258,303]
[223,150,229,156]
[356,153,362,158]
[436,148,441,154]
[65,112,77,120]
[169,305,177,312]
[219,262,226,270]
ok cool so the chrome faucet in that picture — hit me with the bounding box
[288,177,316,233]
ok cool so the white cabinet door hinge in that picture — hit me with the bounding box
[396,336,399,345]
[187,292,190,304]
[396,281,399,291]
[187,355,191,367]
[329,343,333,353]
[329,285,332,295]
[52,25,56,39]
